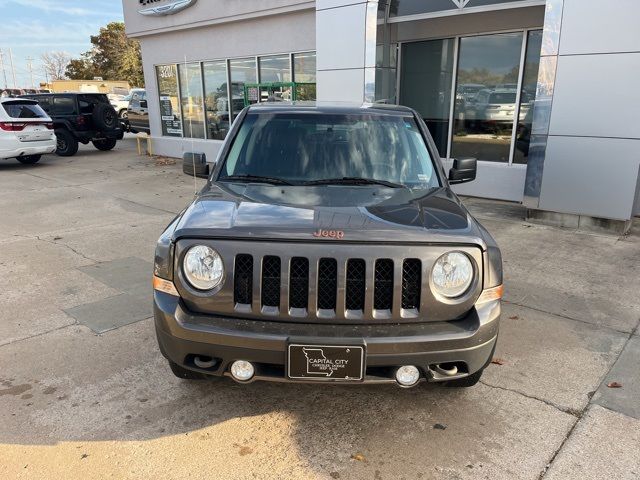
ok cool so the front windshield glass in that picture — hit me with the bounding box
[219,112,440,188]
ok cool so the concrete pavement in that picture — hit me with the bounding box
[0,138,638,479]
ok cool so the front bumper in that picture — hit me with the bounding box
[154,291,500,385]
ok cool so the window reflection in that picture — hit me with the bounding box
[156,64,182,137]
[390,0,457,17]
[514,30,543,164]
[400,39,455,157]
[293,52,316,83]
[259,54,292,102]
[178,62,205,139]
[229,57,257,120]
[451,33,523,163]
[389,0,527,16]
[293,52,317,101]
[466,0,525,7]
[203,60,229,140]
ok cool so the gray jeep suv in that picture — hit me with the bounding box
[153,103,503,388]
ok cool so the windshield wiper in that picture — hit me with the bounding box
[303,177,405,188]
[219,174,294,186]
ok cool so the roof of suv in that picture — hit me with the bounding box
[246,102,416,116]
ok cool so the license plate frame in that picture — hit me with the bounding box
[287,344,365,382]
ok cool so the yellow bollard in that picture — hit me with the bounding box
[136,132,152,156]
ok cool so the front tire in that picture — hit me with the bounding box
[17,155,41,164]
[55,129,79,157]
[92,138,117,151]
[168,361,209,380]
[441,369,483,388]
[118,109,128,120]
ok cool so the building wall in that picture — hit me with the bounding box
[534,0,640,220]
[134,6,315,162]
[392,6,545,42]
[123,0,315,37]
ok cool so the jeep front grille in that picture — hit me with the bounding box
[178,241,483,324]
[233,254,253,305]
[261,256,281,310]
[345,259,366,311]
[231,253,427,320]
[317,258,338,311]
[401,259,422,310]
[374,259,394,311]
[288,257,309,310]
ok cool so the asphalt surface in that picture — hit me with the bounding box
[0,137,639,479]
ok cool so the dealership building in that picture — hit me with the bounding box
[122,0,640,232]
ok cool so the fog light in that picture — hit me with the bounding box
[230,360,255,382]
[395,365,420,387]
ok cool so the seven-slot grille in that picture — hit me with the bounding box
[232,254,424,318]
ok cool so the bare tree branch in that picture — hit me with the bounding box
[41,51,71,81]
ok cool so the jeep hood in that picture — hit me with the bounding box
[172,183,487,248]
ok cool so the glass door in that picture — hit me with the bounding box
[400,39,455,157]
[450,32,524,163]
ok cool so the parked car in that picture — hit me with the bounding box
[465,88,518,127]
[127,89,150,134]
[21,93,123,156]
[1,89,26,98]
[0,97,56,164]
[110,88,144,121]
[153,103,503,388]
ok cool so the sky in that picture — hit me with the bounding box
[0,0,124,88]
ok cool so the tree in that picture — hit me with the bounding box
[65,52,99,80]
[41,51,71,81]
[66,22,144,87]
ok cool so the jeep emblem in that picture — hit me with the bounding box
[313,229,345,239]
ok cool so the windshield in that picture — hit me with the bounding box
[219,112,439,188]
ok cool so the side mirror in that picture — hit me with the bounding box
[140,100,148,108]
[448,157,477,184]
[183,152,210,179]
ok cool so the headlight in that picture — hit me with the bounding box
[431,252,474,298]
[183,245,224,290]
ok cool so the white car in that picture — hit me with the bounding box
[110,89,145,120]
[108,93,130,119]
[0,98,56,164]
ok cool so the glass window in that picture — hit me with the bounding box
[514,30,543,164]
[466,0,525,7]
[400,39,455,157]
[259,54,292,103]
[203,60,230,140]
[1,101,48,118]
[293,52,317,101]
[220,113,439,189]
[178,62,205,139]
[390,0,457,16]
[53,96,75,115]
[451,32,523,163]
[293,52,316,83]
[156,64,182,137]
[259,54,291,83]
[229,57,257,120]
[35,95,53,113]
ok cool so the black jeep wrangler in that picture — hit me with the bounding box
[153,103,503,389]
[21,93,123,156]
